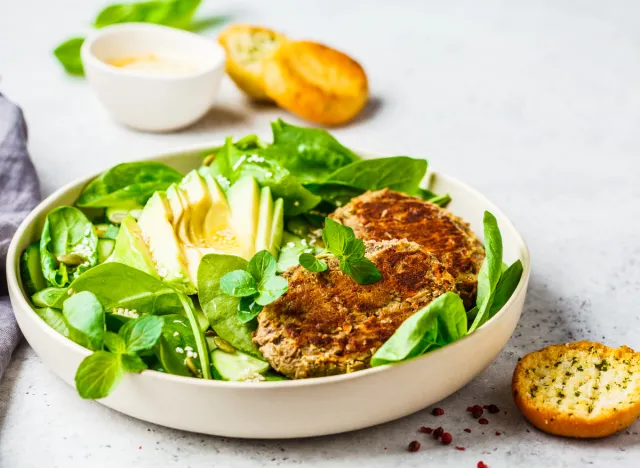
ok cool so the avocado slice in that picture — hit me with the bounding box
[107,216,158,277]
[178,170,213,246]
[268,198,284,257]
[226,176,260,260]
[211,349,269,381]
[137,191,195,294]
[255,186,274,254]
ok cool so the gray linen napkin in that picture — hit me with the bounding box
[0,95,40,379]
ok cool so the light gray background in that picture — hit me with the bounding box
[1,0,639,466]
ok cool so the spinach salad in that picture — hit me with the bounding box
[20,119,523,399]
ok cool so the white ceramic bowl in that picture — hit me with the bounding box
[82,23,225,132]
[6,145,530,438]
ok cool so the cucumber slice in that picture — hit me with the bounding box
[34,307,69,337]
[106,203,144,224]
[211,349,269,381]
[32,287,68,308]
[98,239,115,263]
[94,223,120,240]
[20,243,46,295]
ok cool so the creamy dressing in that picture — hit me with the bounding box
[107,55,200,76]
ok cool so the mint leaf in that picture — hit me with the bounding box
[119,315,163,354]
[63,291,105,351]
[103,331,126,354]
[121,354,148,373]
[237,297,263,323]
[299,253,328,273]
[342,259,382,285]
[255,275,288,306]
[53,37,85,76]
[343,239,365,263]
[322,218,355,256]
[220,270,257,297]
[75,351,123,399]
[247,250,277,284]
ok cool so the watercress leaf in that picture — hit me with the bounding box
[342,258,382,285]
[468,211,504,333]
[322,218,355,257]
[371,292,467,366]
[255,275,288,306]
[62,291,105,351]
[121,354,148,373]
[103,331,126,354]
[35,307,70,338]
[40,206,99,287]
[77,162,183,208]
[298,253,328,273]
[53,37,85,76]
[56,263,182,314]
[488,259,523,318]
[220,270,257,297]
[247,250,277,284]
[237,297,263,324]
[75,351,124,399]
[119,315,164,354]
[198,254,261,356]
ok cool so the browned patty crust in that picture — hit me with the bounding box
[330,189,485,308]
[254,239,456,379]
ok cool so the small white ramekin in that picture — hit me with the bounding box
[81,23,225,132]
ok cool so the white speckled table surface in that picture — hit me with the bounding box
[2,0,640,466]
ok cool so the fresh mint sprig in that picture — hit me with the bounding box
[220,250,288,323]
[298,218,382,285]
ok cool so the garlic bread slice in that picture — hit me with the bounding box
[513,341,640,438]
[218,25,288,101]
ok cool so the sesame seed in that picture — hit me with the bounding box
[173,331,180,337]
[175,347,184,354]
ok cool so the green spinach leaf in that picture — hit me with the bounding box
[62,291,105,351]
[488,259,523,318]
[94,0,202,29]
[154,314,197,377]
[371,292,467,366]
[53,37,85,76]
[56,263,183,314]
[35,307,70,337]
[77,162,182,208]
[75,351,124,399]
[40,206,98,288]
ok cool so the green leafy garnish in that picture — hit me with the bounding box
[219,251,288,323]
[62,291,105,351]
[371,292,467,366]
[53,37,85,76]
[299,218,382,285]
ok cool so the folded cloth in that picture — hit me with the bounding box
[0,95,40,379]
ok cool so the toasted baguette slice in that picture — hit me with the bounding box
[263,41,368,126]
[513,341,640,438]
[218,25,288,101]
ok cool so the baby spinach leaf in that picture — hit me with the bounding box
[75,351,124,399]
[298,253,327,272]
[220,270,257,297]
[35,307,70,338]
[32,287,68,308]
[468,212,504,333]
[198,254,261,356]
[371,292,467,366]
[325,157,427,193]
[488,259,523,318]
[154,314,197,377]
[40,206,98,288]
[426,193,452,208]
[77,162,182,208]
[270,119,360,181]
[57,263,183,315]
[119,315,164,354]
[62,291,105,351]
[103,331,126,354]
[53,37,85,76]
[94,0,201,29]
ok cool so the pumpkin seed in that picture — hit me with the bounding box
[202,154,216,166]
[204,329,216,337]
[56,253,85,266]
[185,356,200,377]
[213,336,236,354]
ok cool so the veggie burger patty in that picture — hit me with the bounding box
[331,189,485,308]
[254,239,457,379]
